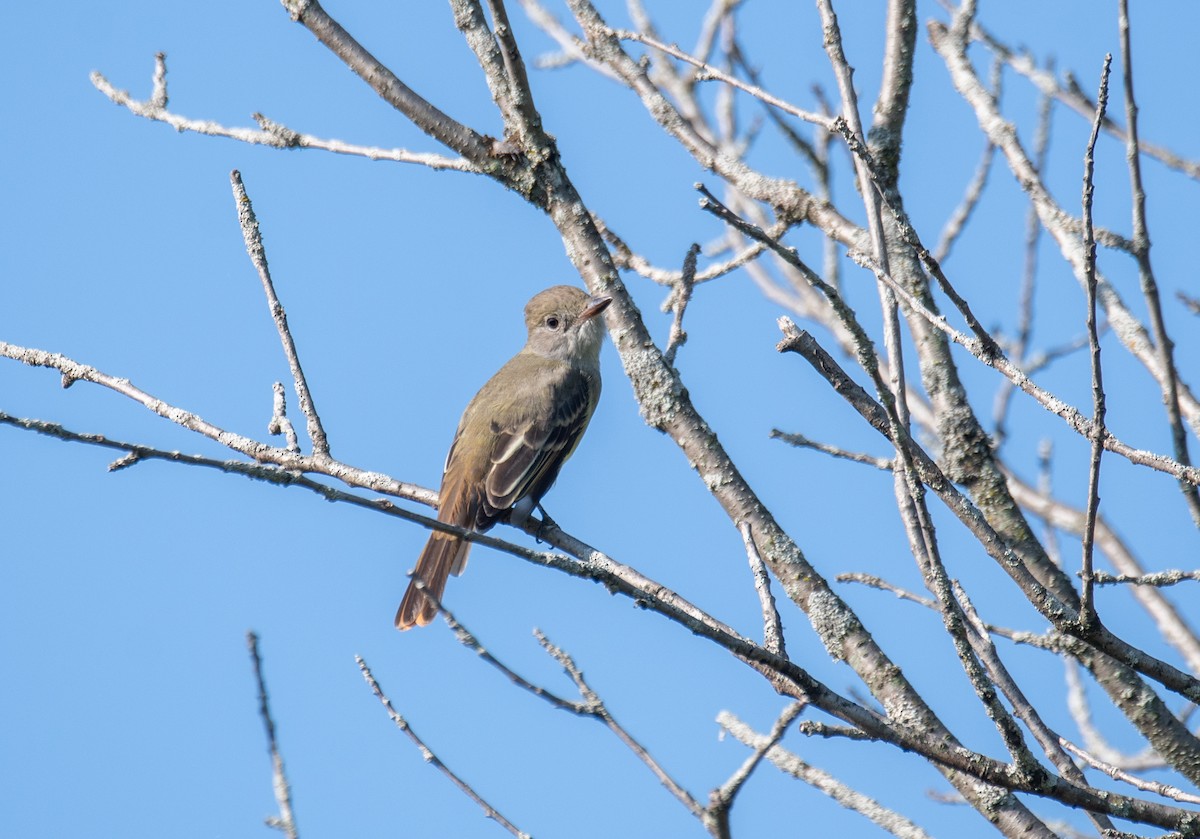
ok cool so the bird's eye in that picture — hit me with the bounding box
[545,316,560,330]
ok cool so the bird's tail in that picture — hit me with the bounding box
[395,533,471,630]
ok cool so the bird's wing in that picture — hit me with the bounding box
[482,366,596,518]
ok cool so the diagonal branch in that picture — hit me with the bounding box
[1116,0,1200,528]
[357,656,530,838]
[706,702,803,837]
[602,26,833,129]
[962,13,1200,182]
[715,710,928,839]
[279,0,507,173]
[929,12,1200,440]
[232,170,330,458]
[247,632,301,839]
[776,322,1200,707]
[91,54,478,172]
[738,522,786,658]
[535,630,707,822]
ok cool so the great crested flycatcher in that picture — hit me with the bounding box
[395,285,612,630]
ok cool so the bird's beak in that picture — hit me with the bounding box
[578,295,612,322]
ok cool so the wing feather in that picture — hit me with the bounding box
[483,365,596,516]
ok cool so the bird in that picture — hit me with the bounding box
[395,285,611,629]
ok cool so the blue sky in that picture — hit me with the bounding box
[3,2,1199,837]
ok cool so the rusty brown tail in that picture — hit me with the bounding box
[395,533,471,629]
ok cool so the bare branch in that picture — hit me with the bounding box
[704,178,1200,490]
[517,0,622,81]
[602,218,769,285]
[775,322,1200,706]
[603,26,833,130]
[1006,468,1200,676]
[247,633,300,839]
[232,171,330,458]
[535,630,706,820]
[837,572,937,611]
[279,0,510,174]
[738,522,786,657]
[1060,739,1200,806]
[90,55,478,172]
[930,15,1200,439]
[267,382,300,454]
[953,585,1115,834]
[965,15,1200,181]
[717,711,935,839]
[993,60,1054,449]
[870,0,919,168]
[565,0,859,243]
[845,244,1200,487]
[1078,55,1112,628]
[1093,570,1200,589]
[663,243,699,365]
[356,656,530,838]
[769,429,894,471]
[440,607,586,713]
[1116,0,1200,527]
[0,342,435,504]
[706,702,802,836]
[933,56,1001,263]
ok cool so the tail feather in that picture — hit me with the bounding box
[395,534,471,630]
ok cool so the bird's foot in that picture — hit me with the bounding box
[534,504,560,542]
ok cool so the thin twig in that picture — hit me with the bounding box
[1007,465,1200,675]
[356,656,531,838]
[693,0,742,68]
[90,56,478,172]
[268,382,300,454]
[812,33,984,749]
[663,243,700,365]
[1060,739,1200,805]
[517,0,623,81]
[232,171,330,458]
[535,630,707,820]
[793,12,1039,746]
[814,1,904,427]
[706,702,803,836]
[698,191,1199,706]
[699,191,1200,701]
[1078,55,1112,628]
[1063,660,1154,770]
[775,323,1200,705]
[933,56,1002,263]
[837,573,937,610]
[834,239,1200,488]
[439,607,585,713]
[993,58,1054,449]
[696,192,1200,720]
[600,216,769,285]
[810,87,842,292]
[247,632,300,839]
[717,711,935,839]
[1116,0,1200,528]
[738,522,786,657]
[963,14,1200,181]
[1092,570,1200,588]
[952,586,1115,833]
[930,16,1200,440]
[769,430,893,470]
[602,27,832,130]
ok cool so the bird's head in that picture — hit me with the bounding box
[523,285,612,366]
